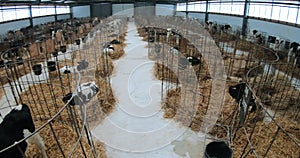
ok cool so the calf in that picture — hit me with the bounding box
[62,81,99,106]
[220,24,232,34]
[229,83,256,112]
[110,40,121,45]
[187,56,201,66]
[103,45,114,54]
[60,65,71,74]
[288,42,300,63]
[248,29,264,44]
[0,104,47,158]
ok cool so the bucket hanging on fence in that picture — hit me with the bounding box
[205,141,232,158]
[47,61,56,72]
[16,57,23,65]
[60,46,66,53]
[5,61,13,69]
[52,50,58,57]
[75,39,81,45]
[32,64,42,75]
[0,60,4,68]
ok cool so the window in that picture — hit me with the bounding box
[56,6,70,14]
[31,5,56,17]
[0,6,30,22]
[176,3,186,12]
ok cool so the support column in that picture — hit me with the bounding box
[90,3,94,18]
[29,5,33,26]
[70,6,74,19]
[54,5,58,21]
[173,3,176,16]
[185,0,188,18]
[242,0,250,36]
[205,0,209,22]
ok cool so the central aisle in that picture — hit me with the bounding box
[92,22,206,158]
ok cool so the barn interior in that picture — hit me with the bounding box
[0,0,299,158]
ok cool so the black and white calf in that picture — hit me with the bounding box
[178,56,201,70]
[207,21,218,34]
[229,83,257,113]
[62,81,99,106]
[273,38,285,52]
[220,24,232,34]
[60,65,71,74]
[103,44,115,54]
[248,29,264,44]
[187,56,201,66]
[0,104,47,158]
[288,42,300,64]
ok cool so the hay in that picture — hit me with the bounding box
[232,119,300,158]
[95,55,114,78]
[94,78,116,126]
[153,63,178,83]
[109,44,125,60]
[161,80,212,132]
[212,32,236,43]
[19,70,108,157]
[26,121,107,158]
[250,73,300,123]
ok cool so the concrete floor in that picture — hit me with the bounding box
[91,22,208,158]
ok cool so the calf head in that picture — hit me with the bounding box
[229,83,246,101]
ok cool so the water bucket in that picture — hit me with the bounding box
[52,50,58,57]
[47,61,56,72]
[6,61,13,69]
[60,45,66,53]
[32,64,42,75]
[75,39,81,45]
[205,141,232,158]
[0,60,4,68]
[16,57,23,65]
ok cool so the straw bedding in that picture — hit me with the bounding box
[19,72,107,157]
[251,74,300,123]
[211,32,237,43]
[96,55,114,78]
[160,79,212,132]
[231,119,300,158]
[153,63,178,83]
[209,81,300,158]
[25,121,107,158]
[17,55,112,157]
[136,22,300,157]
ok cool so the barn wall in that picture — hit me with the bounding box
[57,14,71,20]
[72,5,90,18]
[208,13,243,31]
[134,2,155,17]
[112,3,134,17]
[0,19,30,35]
[156,4,175,16]
[92,3,112,18]
[189,12,205,23]
[175,11,186,17]
[33,16,55,25]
